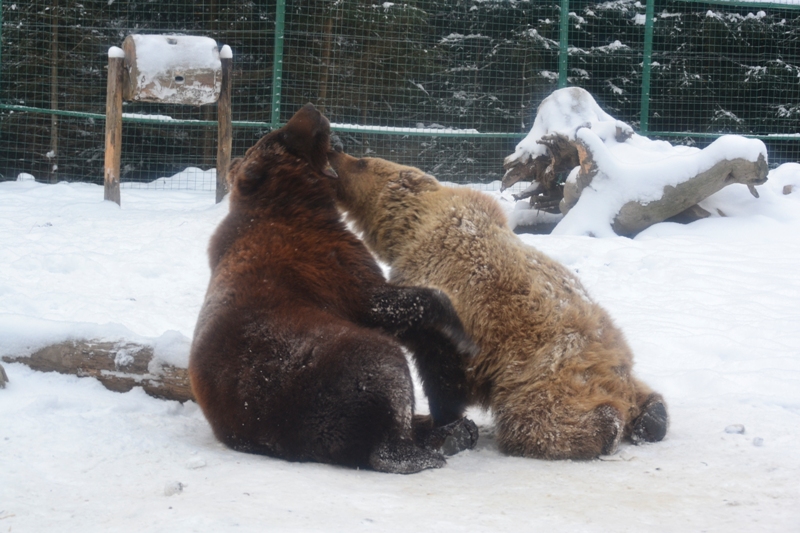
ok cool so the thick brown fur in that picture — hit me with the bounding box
[188,105,478,474]
[328,151,668,460]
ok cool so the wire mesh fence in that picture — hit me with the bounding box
[647,0,800,164]
[0,0,798,190]
[0,0,277,187]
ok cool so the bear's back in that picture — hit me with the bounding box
[389,184,621,368]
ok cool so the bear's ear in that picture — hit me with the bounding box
[280,104,330,171]
[397,170,438,194]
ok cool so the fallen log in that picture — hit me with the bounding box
[1,340,193,402]
[611,154,768,235]
[502,88,769,236]
[504,131,769,236]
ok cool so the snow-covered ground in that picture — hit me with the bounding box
[1,166,799,532]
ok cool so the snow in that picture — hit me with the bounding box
[121,113,182,122]
[126,35,221,105]
[2,161,800,530]
[108,46,125,59]
[506,87,770,237]
[331,122,481,135]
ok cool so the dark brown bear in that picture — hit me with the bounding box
[188,104,477,474]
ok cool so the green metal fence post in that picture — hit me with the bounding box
[1,0,4,91]
[639,0,655,135]
[271,0,286,128]
[558,0,569,88]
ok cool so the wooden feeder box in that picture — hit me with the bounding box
[121,35,222,106]
[104,36,233,205]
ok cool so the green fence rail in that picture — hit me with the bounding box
[1,0,798,188]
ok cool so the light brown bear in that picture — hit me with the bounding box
[327,150,668,460]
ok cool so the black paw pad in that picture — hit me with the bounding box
[440,417,479,456]
[632,400,668,444]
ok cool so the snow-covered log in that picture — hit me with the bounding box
[612,155,767,235]
[564,131,769,236]
[504,88,769,237]
[2,340,193,402]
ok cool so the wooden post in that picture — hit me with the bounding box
[216,45,233,203]
[104,47,124,205]
[105,36,225,204]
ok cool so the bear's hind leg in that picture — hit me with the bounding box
[298,333,449,473]
[495,394,625,460]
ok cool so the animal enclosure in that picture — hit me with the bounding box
[0,0,798,188]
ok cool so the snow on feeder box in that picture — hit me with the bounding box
[104,36,233,206]
[122,35,222,105]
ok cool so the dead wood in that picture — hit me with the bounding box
[502,134,580,214]
[502,134,579,193]
[2,340,193,402]
[611,154,769,236]
[503,129,769,235]
[664,204,713,225]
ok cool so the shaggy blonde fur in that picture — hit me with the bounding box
[328,151,668,460]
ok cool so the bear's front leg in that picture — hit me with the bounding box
[413,415,479,455]
[364,286,477,426]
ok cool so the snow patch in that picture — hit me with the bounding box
[1,170,800,530]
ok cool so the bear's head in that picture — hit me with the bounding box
[327,150,441,263]
[228,103,338,205]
